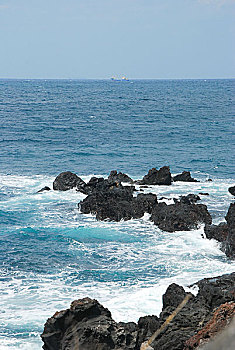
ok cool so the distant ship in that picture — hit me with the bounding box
[111,76,129,81]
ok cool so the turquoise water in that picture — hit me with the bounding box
[0,79,235,349]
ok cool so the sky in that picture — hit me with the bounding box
[0,0,234,79]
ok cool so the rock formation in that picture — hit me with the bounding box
[173,171,198,183]
[108,170,134,184]
[37,186,51,193]
[204,203,235,259]
[41,272,235,350]
[138,166,172,186]
[224,203,235,258]
[204,223,228,242]
[228,186,235,196]
[184,302,235,349]
[150,201,211,232]
[79,182,157,221]
[53,171,86,192]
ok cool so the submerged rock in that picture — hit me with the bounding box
[37,186,51,193]
[138,166,172,186]
[108,170,134,184]
[53,171,86,192]
[173,171,198,182]
[41,272,235,350]
[179,194,201,204]
[228,186,235,196]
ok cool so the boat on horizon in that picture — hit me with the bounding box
[110,76,129,81]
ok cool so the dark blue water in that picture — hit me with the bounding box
[1,79,234,177]
[0,79,235,349]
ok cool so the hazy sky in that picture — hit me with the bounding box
[0,0,234,79]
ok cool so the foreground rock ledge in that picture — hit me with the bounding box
[41,272,235,350]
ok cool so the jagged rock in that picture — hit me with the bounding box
[41,272,235,350]
[194,272,235,310]
[224,203,235,258]
[53,171,86,192]
[199,318,235,350]
[139,166,172,186]
[37,186,51,193]
[173,171,198,182]
[179,194,201,204]
[79,183,157,221]
[162,283,188,310]
[153,273,235,350]
[41,297,137,350]
[108,170,134,184]
[204,223,228,242]
[135,193,158,214]
[184,302,235,349]
[150,202,212,232]
[81,177,106,195]
[228,186,235,196]
[136,316,160,347]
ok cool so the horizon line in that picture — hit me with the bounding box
[0,77,234,81]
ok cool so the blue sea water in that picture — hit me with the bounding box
[0,79,235,349]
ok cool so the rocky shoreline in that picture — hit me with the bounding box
[41,272,235,350]
[39,166,235,349]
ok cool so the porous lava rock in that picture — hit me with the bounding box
[204,223,228,242]
[53,171,86,192]
[224,203,235,258]
[79,182,157,221]
[138,166,172,186]
[108,170,134,184]
[150,201,212,232]
[178,194,201,205]
[203,203,235,259]
[184,302,235,349]
[41,297,138,350]
[228,186,235,196]
[41,272,235,350]
[173,171,198,182]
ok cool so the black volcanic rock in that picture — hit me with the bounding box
[228,186,235,196]
[37,186,51,193]
[41,297,137,350]
[53,171,86,192]
[108,170,134,184]
[79,183,157,221]
[204,223,228,242]
[139,166,172,185]
[150,201,212,232]
[173,171,198,182]
[41,272,235,350]
[194,272,235,310]
[224,203,235,258]
[179,194,201,204]
[136,315,160,347]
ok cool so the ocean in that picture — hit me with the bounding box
[0,79,235,349]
